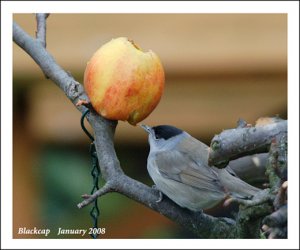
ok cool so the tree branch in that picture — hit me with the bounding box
[228,153,268,184]
[35,13,49,48]
[13,21,88,110]
[13,16,237,238]
[78,182,113,209]
[208,120,287,168]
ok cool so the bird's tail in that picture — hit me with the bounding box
[214,167,261,199]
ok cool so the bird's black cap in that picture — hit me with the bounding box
[152,125,183,140]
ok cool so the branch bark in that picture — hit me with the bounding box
[13,15,238,238]
[35,13,49,48]
[208,118,288,239]
[13,21,88,110]
[228,153,268,184]
[208,120,287,168]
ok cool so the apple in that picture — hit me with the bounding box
[84,37,165,125]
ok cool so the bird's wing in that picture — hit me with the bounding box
[154,149,225,193]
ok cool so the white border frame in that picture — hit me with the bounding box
[1,1,299,249]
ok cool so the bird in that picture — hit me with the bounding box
[141,124,261,212]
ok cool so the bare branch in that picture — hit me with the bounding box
[13,21,88,110]
[35,13,49,48]
[77,182,113,209]
[228,153,268,184]
[208,120,287,168]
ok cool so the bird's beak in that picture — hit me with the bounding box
[140,124,152,134]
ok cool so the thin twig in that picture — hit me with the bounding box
[36,13,50,48]
[77,182,113,209]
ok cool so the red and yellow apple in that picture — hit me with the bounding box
[84,37,165,125]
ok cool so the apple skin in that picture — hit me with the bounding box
[84,37,165,125]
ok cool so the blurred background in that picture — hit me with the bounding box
[13,14,287,238]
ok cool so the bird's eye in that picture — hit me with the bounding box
[154,134,160,140]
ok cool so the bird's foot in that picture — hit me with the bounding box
[152,185,163,203]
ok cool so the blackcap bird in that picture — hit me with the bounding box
[141,124,261,212]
